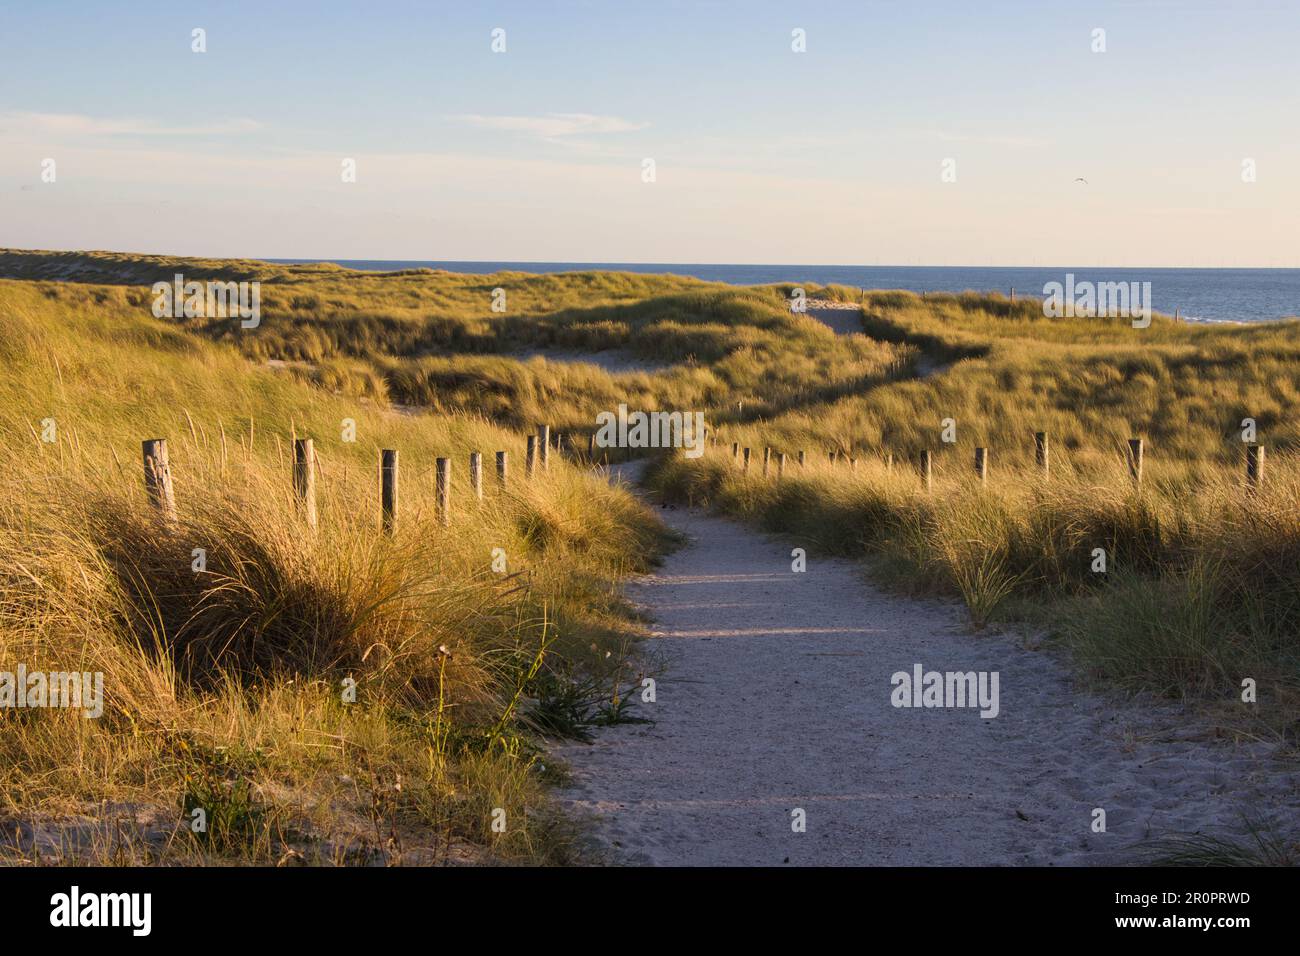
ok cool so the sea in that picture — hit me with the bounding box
[266,261,1300,325]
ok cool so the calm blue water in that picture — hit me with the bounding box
[267,260,1300,325]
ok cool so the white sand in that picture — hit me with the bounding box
[804,299,864,337]
[555,491,1300,866]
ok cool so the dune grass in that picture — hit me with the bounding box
[0,278,673,864]
[0,250,911,433]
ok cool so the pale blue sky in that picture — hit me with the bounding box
[2,0,1296,265]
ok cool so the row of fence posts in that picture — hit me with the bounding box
[142,422,588,533]
[726,433,1267,492]
[139,426,1271,528]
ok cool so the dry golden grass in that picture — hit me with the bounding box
[0,278,671,865]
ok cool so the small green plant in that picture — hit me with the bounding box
[176,737,267,853]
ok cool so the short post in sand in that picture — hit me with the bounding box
[538,425,550,471]
[974,447,989,484]
[496,451,508,488]
[1246,444,1265,491]
[919,449,933,493]
[293,437,317,529]
[526,435,538,478]
[884,451,894,473]
[1034,431,1049,478]
[798,450,806,468]
[762,447,771,477]
[142,438,177,522]
[742,447,751,473]
[731,441,739,461]
[1127,438,1144,486]
[380,449,398,535]
[777,452,786,479]
[469,451,483,502]
[436,457,451,526]
[587,433,596,462]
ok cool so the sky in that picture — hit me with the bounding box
[1,0,1297,267]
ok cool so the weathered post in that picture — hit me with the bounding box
[293,438,317,529]
[469,451,483,502]
[762,447,771,476]
[974,447,988,484]
[1034,431,1049,477]
[436,457,451,525]
[142,438,177,521]
[731,441,740,460]
[777,452,786,479]
[526,435,538,477]
[1246,444,1265,490]
[798,450,806,468]
[1127,438,1144,486]
[742,447,751,473]
[885,451,894,473]
[380,449,398,534]
[920,450,933,493]
[496,451,508,487]
[587,433,596,461]
[538,425,550,471]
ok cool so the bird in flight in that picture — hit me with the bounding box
[1074,177,1089,184]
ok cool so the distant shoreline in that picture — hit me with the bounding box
[266,259,1300,325]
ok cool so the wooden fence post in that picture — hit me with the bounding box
[436,457,451,525]
[885,451,894,473]
[798,450,806,468]
[974,446,988,484]
[777,452,786,479]
[142,438,177,521]
[587,433,596,462]
[762,447,771,476]
[731,441,739,460]
[538,425,550,470]
[496,451,508,487]
[1246,444,1265,490]
[469,451,483,501]
[293,438,317,529]
[526,435,538,477]
[742,447,751,473]
[381,449,398,534]
[920,450,932,493]
[1127,438,1144,486]
[1034,431,1049,477]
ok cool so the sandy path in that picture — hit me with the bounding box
[805,300,864,337]
[555,493,1300,866]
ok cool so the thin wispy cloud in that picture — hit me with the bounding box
[451,113,649,138]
